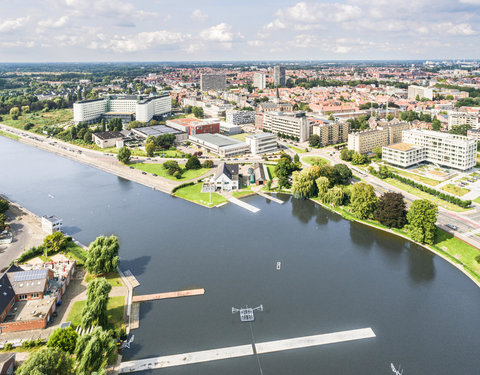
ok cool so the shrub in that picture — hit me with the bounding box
[17,246,45,263]
[172,182,194,193]
[4,343,12,351]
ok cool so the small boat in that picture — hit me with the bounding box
[48,194,55,199]
[276,261,281,270]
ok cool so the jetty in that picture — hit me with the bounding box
[132,288,205,303]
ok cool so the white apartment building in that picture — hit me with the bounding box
[246,133,278,155]
[262,112,310,142]
[347,122,410,154]
[448,110,480,130]
[41,215,63,234]
[408,85,434,100]
[73,94,171,124]
[253,72,266,89]
[383,129,477,171]
[226,109,255,125]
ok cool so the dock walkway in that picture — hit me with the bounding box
[256,191,284,204]
[119,327,375,373]
[227,197,260,213]
[132,288,205,303]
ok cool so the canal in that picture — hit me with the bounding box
[1,136,479,374]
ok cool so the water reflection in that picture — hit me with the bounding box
[291,198,316,224]
[349,222,375,250]
[120,255,151,277]
[408,244,435,284]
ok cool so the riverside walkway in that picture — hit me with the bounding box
[119,327,375,373]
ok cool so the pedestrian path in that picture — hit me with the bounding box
[227,197,260,213]
[132,288,205,303]
[256,191,284,204]
[119,327,375,373]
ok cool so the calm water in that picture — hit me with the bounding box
[1,136,479,375]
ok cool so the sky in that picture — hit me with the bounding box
[0,0,479,62]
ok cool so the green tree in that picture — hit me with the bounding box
[0,213,6,231]
[0,198,9,214]
[85,235,120,275]
[350,182,378,219]
[185,155,201,170]
[333,164,352,185]
[373,147,382,159]
[316,176,330,200]
[163,160,182,175]
[16,347,74,375]
[309,134,321,148]
[431,116,441,131]
[406,200,438,244]
[291,166,321,199]
[81,278,112,328]
[47,327,78,354]
[377,165,391,179]
[202,160,214,168]
[192,106,204,118]
[117,147,131,164]
[108,118,123,131]
[145,142,156,157]
[340,148,354,161]
[325,186,345,206]
[449,124,471,136]
[9,107,20,120]
[374,192,407,228]
[43,231,68,254]
[128,120,146,129]
[155,134,176,149]
[352,152,368,165]
[293,153,300,163]
[75,327,116,375]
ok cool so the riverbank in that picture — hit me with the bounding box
[305,195,480,287]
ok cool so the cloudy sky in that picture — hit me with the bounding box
[0,0,479,62]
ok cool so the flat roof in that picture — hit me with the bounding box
[385,142,418,151]
[4,298,55,322]
[191,133,244,147]
[134,125,184,137]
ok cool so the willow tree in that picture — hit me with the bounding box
[85,235,120,275]
[81,277,112,329]
[75,327,116,375]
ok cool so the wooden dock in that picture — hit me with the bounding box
[123,269,140,288]
[132,288,205,303]
[130,303,140,330]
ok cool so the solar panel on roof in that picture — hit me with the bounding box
[12,269,48,282]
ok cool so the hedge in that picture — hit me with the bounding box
[172,182,195,193]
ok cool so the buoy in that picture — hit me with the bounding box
[276,261,281,270]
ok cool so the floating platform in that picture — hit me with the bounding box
[130,303,140,330]
[256,191,284,204]
[132,288,205,303]
[119,327,376,373]
[228,197,260,213]
[123,269,140,288]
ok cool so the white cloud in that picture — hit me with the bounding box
[191,9,208,21]
[38,16,69,28]
[0,17,30,32]
[64,0,156,19]
[200,23,234,42]
[444,23,475,35]
[248,40,264,47]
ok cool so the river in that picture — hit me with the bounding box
[1,136,479,375]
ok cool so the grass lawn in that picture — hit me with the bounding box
[85,272,123,288]
[0,130,19,140]
[266,164,277,179]
[288,145,307,154]
[232,185,254,198]
[1,109,73,131]
[67,296,125,329]
[384,178,471,212]
[156,149,184,158]
[132,163,211,181]
[174,183,227,207]
[441,184,470,197]
[474,196,480,204]
[389,167,441,186]
[302,156,330,166]
[230,133,252,142]
[64,242,87,266]
[431,229,480,281]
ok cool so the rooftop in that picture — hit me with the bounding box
[191,133,244,148]
[93,131,124,140]
[3,297,55,322]
[134,125,184,137]
[385,142,418,151]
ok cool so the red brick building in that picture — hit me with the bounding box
[166,117,220,135]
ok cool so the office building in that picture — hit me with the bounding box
[189,133,250,157]
[219,121,242,135]
[273,66,286,87]
[132,125,188,144]
[73,94,171,125]
[166,117,220,135]
[311,121,349,146]
[226,109,255,125]
[407,85,434,100]
[262,111,310,142]
[200,73,226,92]
[383,129,477,171]
[245,133,278,155]
[347,122,410,154]
[253,72,266,89]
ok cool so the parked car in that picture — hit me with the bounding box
[153,173,158,176]
[446,224,457,230]
[142,171,147,175]
[129,166,134,169]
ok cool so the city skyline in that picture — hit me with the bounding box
[1,0,480,62]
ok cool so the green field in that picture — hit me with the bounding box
[474,196,480,204]
[64,242,87,266]
[67,296,125,329]
[0,130,19,140]
[288,145,307,154]
[173,183,227,207]
[266,164,277,179]
[1,109,73,131]
[230,133,252,142]
[232,185,253,198]
[389,167,441,186]
[132,163,211,181]
[384,178,471,212]
[85,272,123,288]
[302,156,330,166]
[441,184,470,197]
